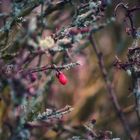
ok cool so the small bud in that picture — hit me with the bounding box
[80,27,90,33]
[38,36,55,49]
[56,72,68,85]
[29,73,37,82]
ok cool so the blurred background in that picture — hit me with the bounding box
[0,0,140,140]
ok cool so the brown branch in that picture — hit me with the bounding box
[89,30,134,140]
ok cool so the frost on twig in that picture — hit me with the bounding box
[20,62,80,76]
[128,46,140,122]
[36,105,74,121]
[25,105,74,128]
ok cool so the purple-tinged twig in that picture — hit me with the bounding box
[89,30,134,140]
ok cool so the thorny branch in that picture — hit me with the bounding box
[115,2,140,130]
[89,31,134,140]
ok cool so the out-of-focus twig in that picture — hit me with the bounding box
[115,2,136,38]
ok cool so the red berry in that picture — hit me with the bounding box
[56,72,68,85]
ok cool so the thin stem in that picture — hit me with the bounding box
[19,62,80,76]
